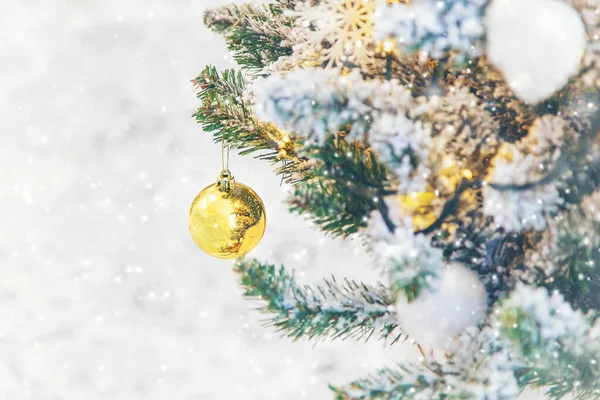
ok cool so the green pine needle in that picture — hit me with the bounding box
[235,258,401,342]
[192,65,308,183]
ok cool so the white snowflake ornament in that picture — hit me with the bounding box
[485,0,587,103]
[287,0,376,68]
[396,262,487,349]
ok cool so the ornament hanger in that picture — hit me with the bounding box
[221,136,230,173]
[188,132,266,258]
[218,137,234,192]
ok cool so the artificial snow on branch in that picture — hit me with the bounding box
[193,66,309,183]
[331,327,519,399]
[203,3,294,69]
[250,68,435,194]
[375,0,488,60]
[197,0,600,397]
[250,68,414,144]
[368,209,444,301]
[415,84,500,196]
[483,116,572,231]
[523,189,600,312]
[496,284,600,398]
[236,259,401,341]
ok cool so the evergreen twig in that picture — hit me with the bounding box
[192,66,309,183]
[203,3,293,70]
[235,259,401,342]
[289,137,392,237]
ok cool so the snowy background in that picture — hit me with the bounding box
[0,1,409,399]
[0,1,551,399]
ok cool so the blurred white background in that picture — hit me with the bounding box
[0,1,412,398]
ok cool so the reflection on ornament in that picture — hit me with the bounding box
[189,171,266,259]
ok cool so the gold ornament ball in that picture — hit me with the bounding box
[188,176,266,259]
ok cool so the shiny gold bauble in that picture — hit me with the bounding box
[188,172,266,259]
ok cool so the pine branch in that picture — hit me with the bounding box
[289,136,393,237]
[434,210,524,306]
[251,68,414,145]
[203,3,293,70]
[192,66,308,183]
[559,126,600,205]
[330,364,442,400]
[235,259,401,341]
[528,201,600,312]
[448,60,537,143]
[331,328,519,399]
[497,285,600,399]
[532,86,600,205]
[548,220,600,312]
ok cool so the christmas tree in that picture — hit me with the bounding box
[194,0,600,398]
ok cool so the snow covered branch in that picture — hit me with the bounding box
[331,328,519,399]
[192,66,309,183]
[375,0,488,60]
[497,285,600,398]
[523,189,600,312]
[483,116,571,231]
[368,208,445,301]
[204,3,294,69]
[235,259,401,341]
[199,0,600,397]
[251,69,414,144]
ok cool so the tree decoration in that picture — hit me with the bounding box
[569,0,600,88]
[396,262,488,348]
[189,170,266,259]
[485,0,587,103]
[286,0,376,69]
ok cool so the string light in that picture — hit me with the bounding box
[382,39,395,54]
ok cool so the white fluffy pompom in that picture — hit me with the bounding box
[396,263,487,349]
[485,0,586,103]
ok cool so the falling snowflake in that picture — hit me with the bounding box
[286,0,376,68]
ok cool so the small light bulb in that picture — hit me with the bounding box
[461,169,473,180]
[382,40,394,53]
